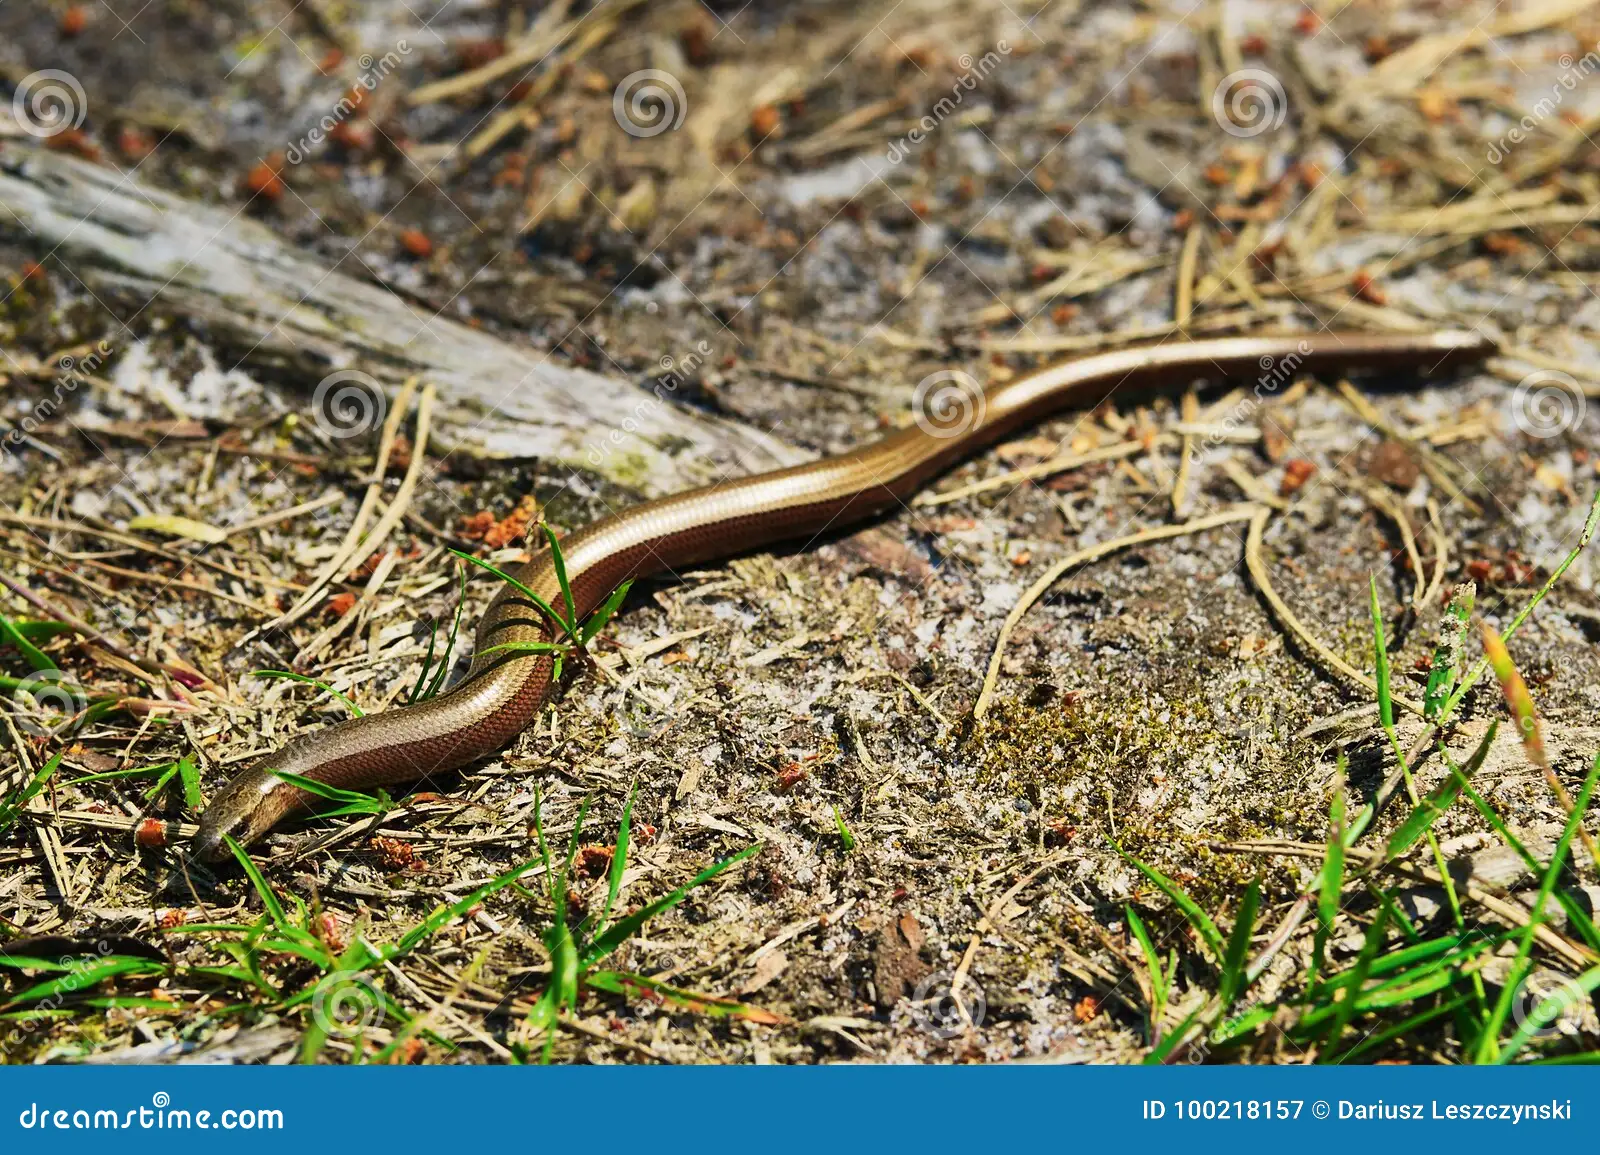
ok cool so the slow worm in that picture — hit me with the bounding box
[195,330,1493,859]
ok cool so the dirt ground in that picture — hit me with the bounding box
[1,0,1598,1063]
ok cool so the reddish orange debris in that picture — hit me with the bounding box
[1280,458,1316,496]
[328,119,373,151]
[399,228,434,258]
[243,157,285,201]
[324,591,358,617]
[369,835,420,871]
[115,124,155,160]
[457,492,540,549]
[750,103,781,137]
[1351,269,1385,303]
[576,844,614,878]
[44,127,100,160]
[135,818,166,848]
[60,5,88,35]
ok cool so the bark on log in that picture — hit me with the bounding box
[0,147,803,493]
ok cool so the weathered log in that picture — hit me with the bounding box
[0,147,803,493]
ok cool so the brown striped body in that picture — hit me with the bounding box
[194,331,1492,860]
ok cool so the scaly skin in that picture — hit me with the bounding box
[194,330,1494,860]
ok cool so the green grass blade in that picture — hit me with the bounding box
[1451,768,1600,954]
[1210,1002,1274,1047]
[253,670,363,717]
[1126,905,1167,1033]
[1218,879,1259,1010]
[1499,965,1600,1064]
[1369,575,1394,731]
[266,770,391,817]
[142,763,180,805]
[0,609,56,671]
[1441,487,1600,723]
[1143,1004,1206,1064]
[0,752,63,833]
[407,615,440,705]
[1121,849,1225,965]
[1330,992,1476,1063]
[1424,582,1475,719]
[422,563,469,700]
[222,834,289,931]
[0,957,166,1009]
[596,785,637,937]
[1312,761,1347,988]
[832,804,857,852]
[177,755,203,812]
[393,858,545,957]
[4,619,71,643]
[59,764,171,787]
[1321,905,1389,1053]
[450,548,576,644]
[580,580,634,646]
[1383,722,1494,864]
[582,843,762,969]
[1479,752,1600,1062]
[541,524,578,635]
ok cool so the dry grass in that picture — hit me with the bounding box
[0,0,1598,1063]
